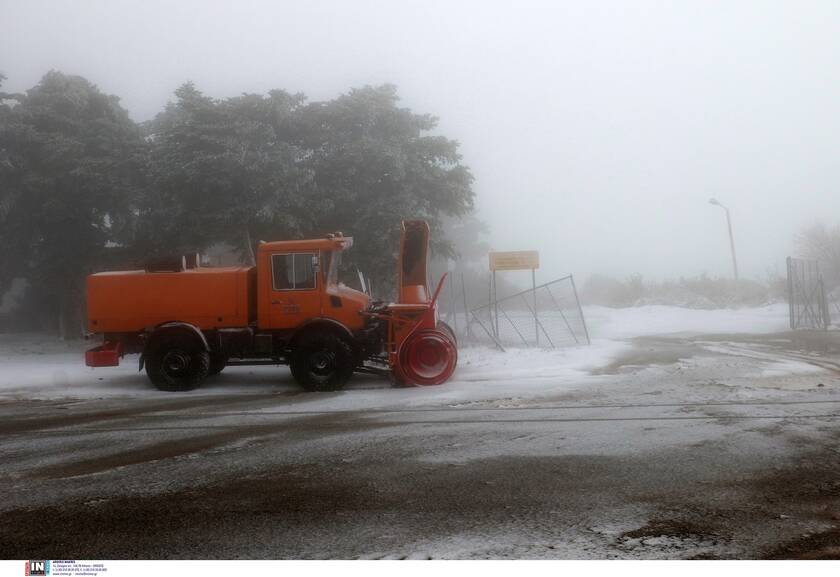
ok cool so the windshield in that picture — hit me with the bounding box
[326,250,341,287]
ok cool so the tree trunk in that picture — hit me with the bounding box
[58,281,84,340]
[57,295,65,340]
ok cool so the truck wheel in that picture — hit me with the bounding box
[208,352,227,376]
[146,335,210,392]
[290,332,354,392]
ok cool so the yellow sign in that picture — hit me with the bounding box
[489,250,540,271]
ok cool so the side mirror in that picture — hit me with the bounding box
[311,254,320,273]
[357,269,367,295]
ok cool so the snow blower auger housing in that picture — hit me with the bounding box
[84,219,457,392]
[364,220,458,386]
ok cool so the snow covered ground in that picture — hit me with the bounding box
[4,302,840,559]
[0,302,807,405]
[583,302,790,339]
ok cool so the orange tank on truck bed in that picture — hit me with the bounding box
[84,220,457,393]
[88,266,254,333]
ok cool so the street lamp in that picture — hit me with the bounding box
[709,198,739,281]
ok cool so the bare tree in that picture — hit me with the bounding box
[796,222,840,287]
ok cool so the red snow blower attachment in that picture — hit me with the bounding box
[380,220,458,385]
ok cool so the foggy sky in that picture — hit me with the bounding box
[4,0,840,283]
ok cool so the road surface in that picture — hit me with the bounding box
[2,329,840,558]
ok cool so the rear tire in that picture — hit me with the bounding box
[146,335,210,392]
[290,332,355,392]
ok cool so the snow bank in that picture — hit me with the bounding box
[584,303,789,340]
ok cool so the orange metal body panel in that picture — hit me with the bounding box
[87,267,253,333]
[397,220,430,304]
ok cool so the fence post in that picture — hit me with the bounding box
[493,270,499,338]
[461,270,470,339]
[449,266,458,336]
[820,277,831,329]
[532,268,538,346]
[488,272,494,338]
[787,256,794,330]
[570,274,591,345]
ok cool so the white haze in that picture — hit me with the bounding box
[3,0,840,282]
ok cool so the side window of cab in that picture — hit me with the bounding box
[271,253,317,290]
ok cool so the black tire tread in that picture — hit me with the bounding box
[290,331,354,392]
[145,335,210,392]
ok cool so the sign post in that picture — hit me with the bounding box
[489,250,540,345]
[533,268,538,346]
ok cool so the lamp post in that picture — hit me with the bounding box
[709,198,739,281]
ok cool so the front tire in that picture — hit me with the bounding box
[146,335,210,392]
[290,332,355,392]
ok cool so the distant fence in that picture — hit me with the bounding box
[467,275,590,349]
[787,257,830,330]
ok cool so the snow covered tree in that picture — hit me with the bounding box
[137,84,310,263]
[796,221,840,287]
[140,83,474,294]
[0,75,476,334]
[294,84,474,293]
[0,71,145,337]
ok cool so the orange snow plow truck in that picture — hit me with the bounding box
[85,220,457,392]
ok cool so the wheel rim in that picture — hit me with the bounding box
[162,349,191,377]
[308,349,336,377]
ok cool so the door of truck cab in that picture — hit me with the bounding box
[267,251,322,329]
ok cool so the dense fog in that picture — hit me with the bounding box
[3,0,840,308]
[5,5,840,561]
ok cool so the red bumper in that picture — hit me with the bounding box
[85,341,123,367]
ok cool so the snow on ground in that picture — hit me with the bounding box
[582,302,790,339]
[695,341,829,383]
[756,359,827,378]
[0,303,802,403]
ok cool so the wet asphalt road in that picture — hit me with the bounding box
[2,332,840,559]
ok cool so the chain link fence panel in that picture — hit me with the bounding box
[465,275,590,349]
[787,257,830,330]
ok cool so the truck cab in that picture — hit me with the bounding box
[256,234,369,332]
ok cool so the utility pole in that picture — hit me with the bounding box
[709,198,739,281]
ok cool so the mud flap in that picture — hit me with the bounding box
[85,341,123,367]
